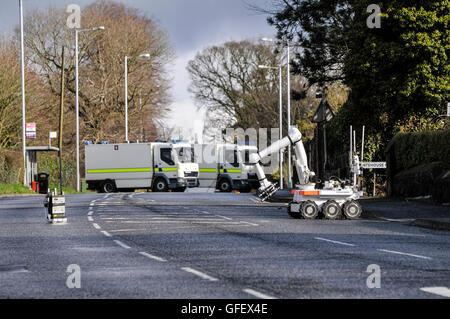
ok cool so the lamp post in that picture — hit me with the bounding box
[124,53,150,143]
[258,64,284,189]
[19,0,26,186]
[75,26,104,192]
[262,37,293,188]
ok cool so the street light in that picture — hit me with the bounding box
[75,26,104,192]
[258,64,284,189]
[262,37,293,188]
[124,53,151,143]
[19,0,26,186]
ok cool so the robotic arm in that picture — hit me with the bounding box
[249,127,315,200]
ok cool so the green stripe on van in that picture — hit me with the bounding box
[199,168,217,173]
[160,167,178,172]
[220,169,242,173]
[87,168,152,174]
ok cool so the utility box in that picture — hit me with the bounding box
[44,190,67,224]
[37,173,49,194]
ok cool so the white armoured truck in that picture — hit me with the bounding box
[249,127,363,219]
[85,142,199,193]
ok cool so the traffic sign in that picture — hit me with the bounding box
[361,162,386,169]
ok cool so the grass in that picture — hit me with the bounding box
[0,183,85,195]
[0,183,36,195]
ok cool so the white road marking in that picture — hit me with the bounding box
[216,215,233,221]
[420,287,450,298]
[89,203,94,207]
[240,221,259,227]
[87,216,94,222]
[315,237,356,247]
[113,240,131,249]
[377,249,432,260]
[92,223,101,229]
[101,230,112,237]
[109,228,147,233]
[243,288,277,299]
[139,251,167,262]
[181,267,218,282]
[87,211,93,216]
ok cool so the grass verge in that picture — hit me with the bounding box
[0,183,36,195]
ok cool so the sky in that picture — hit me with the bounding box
[0,0,276,142]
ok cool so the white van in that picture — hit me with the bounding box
[85,142,199,193]
[193,143,259,192]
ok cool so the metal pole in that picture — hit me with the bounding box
[75,30,80,192]
[279,66,283,189]
[59,47,66,196]
[361,125,365,161]
[286,40,292,188]
[19,0,27,186]
[124,56,128,143]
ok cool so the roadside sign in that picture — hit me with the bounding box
[49,131,57,139]
[361,162,386,169]
[26,122,36,139]
[26,122,36,132]
[447,102,450,117]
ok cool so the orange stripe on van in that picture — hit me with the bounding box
[300,190,320,196]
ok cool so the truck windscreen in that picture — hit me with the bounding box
[177,147,194,163]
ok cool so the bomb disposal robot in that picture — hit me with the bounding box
[250,127,363,219]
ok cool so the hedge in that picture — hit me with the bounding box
[386,129,450,174]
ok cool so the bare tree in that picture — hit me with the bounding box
[21,0,175,145]
[187,39,317,140]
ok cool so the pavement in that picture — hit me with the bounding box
[0,192,449,299]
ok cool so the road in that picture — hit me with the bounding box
[0,192,449,299]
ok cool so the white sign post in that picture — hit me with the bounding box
[361,162,387,198]
[447,102,449,117]
[49,131,57,147]
[361,162,387,169]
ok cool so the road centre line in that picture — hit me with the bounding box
[113,240,131,249]
[243,288,277,299]
[87,216,94,222]
[139,251,167,262]
[92,223,101,230]
[108,228,147,233]
[181,267,218,282]
[87,211,93,216]
[101,230,112,237]
[377,249,432,260]
[420,287,450,298]
[315,237,356,247]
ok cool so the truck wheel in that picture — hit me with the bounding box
[300,200,319,219]
[102,180,116,193]
[153,178,168,192]
[323,200,342,220]
[343,200,362,219]
[218,179,232,193]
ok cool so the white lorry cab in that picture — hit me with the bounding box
[85,141,199,193]
[193,143,259,192]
